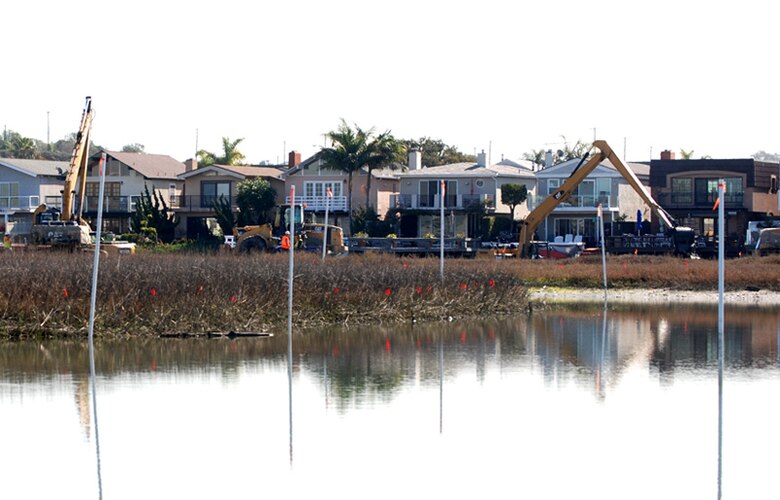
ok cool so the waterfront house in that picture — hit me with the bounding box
[0,157,69,238]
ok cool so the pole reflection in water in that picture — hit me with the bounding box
[439,332,444,434]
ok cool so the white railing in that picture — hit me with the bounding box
[527,193,618,211]
[0,195,41,212]
[390,193,495,210]
[285,195,348,212]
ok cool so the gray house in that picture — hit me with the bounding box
[0,158,69,236]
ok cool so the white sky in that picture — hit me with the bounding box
[3,0,778,164]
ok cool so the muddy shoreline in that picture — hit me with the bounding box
[530,286,780,306]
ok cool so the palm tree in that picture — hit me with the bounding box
[363,130,403,208]
[197,136,246,166]
[320,120,378,231]
[11,136,38,159]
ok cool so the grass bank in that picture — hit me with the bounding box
[2,251,778,339]
[0,252,527,339]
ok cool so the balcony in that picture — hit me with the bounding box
[284,195,348,212]
[390,193,495,211]
[0,195,41,212]
[527,194,618,211]
[170,195,235,212]
[656,192,744,209]
[81,196,139,213]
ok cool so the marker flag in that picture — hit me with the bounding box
[712,183,725,211]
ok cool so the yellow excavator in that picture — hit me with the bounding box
[518,139,695,258]
[30,97,94,248]
[233,204,346,255]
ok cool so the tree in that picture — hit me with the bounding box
[679,149,695,160]
[10,136,38,159]
[235,178,276,225]
[363,131,404,208]
[501,183,528,233]
[522,137,591,168]
[753,151,780,161]
[400,137,475,167]
[320,120,383,231]
[197,136,246,166]
[122,143,145,153]
[212,194,237,237]
[130,184,179,243]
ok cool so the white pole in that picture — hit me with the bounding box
[717,179,725,500]
[599,204,607,302]
[440,180,445,282]
[322,189,330,262]
[287,186,295,463]
[88,152,106,499]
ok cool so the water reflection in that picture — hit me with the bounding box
[2,303,780,499]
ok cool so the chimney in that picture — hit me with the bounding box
[477,150,487,167]
[288,150,301,168]
[408,149,422,170]
[184,158,197,172]
[544,149,554,169]
[660,150,676,160]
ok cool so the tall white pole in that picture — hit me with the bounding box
[88,152,106,499]
[322,189,330,262]
[717,179,725,500]
[287,185,295,463]
[599,203,607,302]
[440,180,445,282]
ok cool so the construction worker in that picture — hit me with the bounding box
[280,231,291,251]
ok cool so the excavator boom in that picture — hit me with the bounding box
[61,96,94,223]
[519,139,691,257]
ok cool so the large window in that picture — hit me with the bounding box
[304,181,342,198]
[419,180,456,207]
[694,177,743,205]
[671,178,693,204]
[201,181,231,207]
[0,182,19,209]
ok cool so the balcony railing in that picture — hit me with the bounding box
[284,195,349,212]
[0,195,41,212]
[390,193,495,210]
[81,196,139,213]
[170,195,234,211]
[527,193,617,211]
[656,192,744,209]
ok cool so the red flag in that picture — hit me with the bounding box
[712,197,720,211]
[441,180,446,196]
[326,187,333,198]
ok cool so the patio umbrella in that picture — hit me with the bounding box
[636,209,642,235]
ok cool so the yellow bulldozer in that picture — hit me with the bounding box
[232,204,346,255]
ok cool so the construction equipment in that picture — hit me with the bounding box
[233,204,346,255]
[518,139,695,258]
[30,97,94,248]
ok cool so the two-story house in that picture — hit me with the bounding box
[650,150,779,242]
[0,158,69,237]
[175,158,287,240]
[532,157,651,245]
[392,150,537,239]
[282,151,401,235]
[83,151,187,235]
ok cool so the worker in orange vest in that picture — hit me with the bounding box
[280,231,291,251]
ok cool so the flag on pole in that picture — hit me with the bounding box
[712,183,725,211]
[326,187,333,198]
[441,180,446,195]
[597,203,602,218]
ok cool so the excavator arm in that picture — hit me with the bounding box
[61,96,94,224]
[519,139,690,257]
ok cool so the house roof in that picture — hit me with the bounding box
[178,164,286,180]
[0,158,69,177]
[105,151,186,180]
[400,161,536,180]
[535,157,649,179]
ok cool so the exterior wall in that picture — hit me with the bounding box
[495,178,535,219]
[0,167,59,212]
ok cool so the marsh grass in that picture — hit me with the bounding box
[0,252,526,338]
[3,251,777,339]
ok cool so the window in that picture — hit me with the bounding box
[304,181,342,198]
[201,181,230,207]
[547,179,560,195]
[0,182,19,209]
[671,178,693,204]
[694,177,743,206]
[419,180,456,207]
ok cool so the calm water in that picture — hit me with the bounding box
[2,303,779,500]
